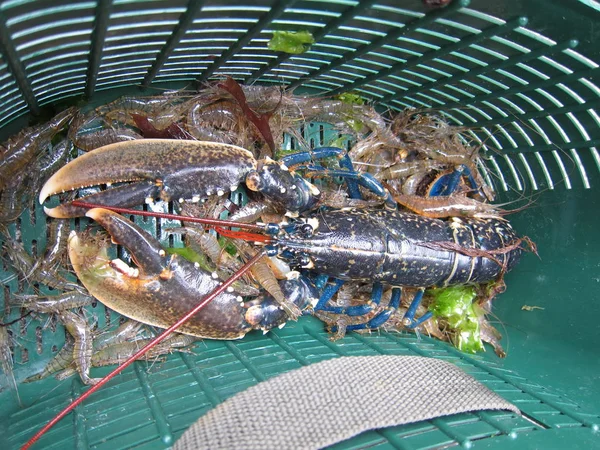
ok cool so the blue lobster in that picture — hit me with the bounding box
[39,139,523,338]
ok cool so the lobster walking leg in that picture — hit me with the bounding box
[280,146,362,200]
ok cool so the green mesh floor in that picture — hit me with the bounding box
[2,0,600,448]
[3,320,600,450]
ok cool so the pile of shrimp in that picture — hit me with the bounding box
[0,80,507,397]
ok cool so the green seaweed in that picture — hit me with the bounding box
[335,92,365,105]
[167,247,212,272]
[428,285,484,353]
[268,31,315,54]
[218,236,239,256]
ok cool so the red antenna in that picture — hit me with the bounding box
[71,200,268,232]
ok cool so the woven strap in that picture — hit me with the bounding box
[174,355,518,450]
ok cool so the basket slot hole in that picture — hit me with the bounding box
[35,325,42,354]
[51,344,58,353]
[105,306,111,328]
[15,217,22,241]
[3,286,11,316]
[20,347,28,364]
[29,207,36,227]
[31,239,37,257]
[19,314,27,336]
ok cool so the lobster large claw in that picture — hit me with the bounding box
[40,140,258,218]
[69,207,256,339]
[68,208,318,339]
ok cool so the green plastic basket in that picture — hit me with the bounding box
[1,0,600,448]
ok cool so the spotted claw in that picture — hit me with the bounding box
[40,140,257,218]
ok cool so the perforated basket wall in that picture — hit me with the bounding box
[1,1,600,449]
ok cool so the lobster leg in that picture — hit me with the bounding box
[342,286,403,332]
[280,147,361,200]
[428,166,465,197]
[427,164,485,199]
[304,166,397,208]
[402,288,434,329]
[313,278,345,311]
[317,281,383,317]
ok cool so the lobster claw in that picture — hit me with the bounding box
[40,140,257,218]
[68,207,254,339]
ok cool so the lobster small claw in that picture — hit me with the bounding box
[39,139,322,218]
[40,140,257,218]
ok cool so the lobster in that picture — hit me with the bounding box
[39,139,525,337]
[25,139,528,448]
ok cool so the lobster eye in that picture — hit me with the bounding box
[298,254,311,267]
[300,223,313,237]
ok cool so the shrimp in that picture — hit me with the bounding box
[386,187,503,219]
[57,310,99,385]
[27,138,74,212]
[234,241,301,320]
[1,232,83,292]
[90,333,197,367]
[0,171,28,223]
[32,219,70,274]
[93,320,145,351]
[0,107,76,190]
[0,325,21,405]
[378,160,449,182]
[11,292,93,314]
[23,339,75,383]
[73,125,142,151]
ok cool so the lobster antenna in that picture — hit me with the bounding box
[71,200,268,232]
[21,249,267,450]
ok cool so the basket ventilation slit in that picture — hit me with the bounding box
[104,306,111,328]
[550,149,572,189]
[196,0,296,84]
[517,153,538,190]
[386,39,579,105]
[329,16,528,98]
[142,0,204,87]
[85,0,112,98]
[0,10,39,115]
[245,0,377,83]
[533,152,555,189]
[287,0,469,91]
[20,347,28,363]
[569,148,590,188]
[35,326,42,355]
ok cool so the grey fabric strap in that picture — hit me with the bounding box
[174,355,518,450]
